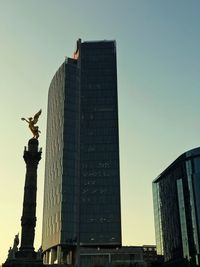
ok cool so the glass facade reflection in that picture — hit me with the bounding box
[42,40,121,264]
[153,147,200,266]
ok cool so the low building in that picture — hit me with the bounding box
[80,246,145,267]
[143,245,162,266]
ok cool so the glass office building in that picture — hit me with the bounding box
[153,147,200,266]
[42,39,121,264]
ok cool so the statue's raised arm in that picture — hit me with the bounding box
[21,109,42,139]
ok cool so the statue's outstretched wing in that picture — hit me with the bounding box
[33,109,42,125]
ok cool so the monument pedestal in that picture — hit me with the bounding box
[3,245,43,267]
[3,258,43,267]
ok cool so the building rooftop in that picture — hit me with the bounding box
[153,146,200,183]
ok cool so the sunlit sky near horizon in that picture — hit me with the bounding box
[1,0,200,264]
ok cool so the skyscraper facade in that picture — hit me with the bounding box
[153,147,200,267]
[42,39,121,264]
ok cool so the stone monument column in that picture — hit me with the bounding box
[3,110,43,267]
[18,138,41,257]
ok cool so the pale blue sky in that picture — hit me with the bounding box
[1,0,200,264]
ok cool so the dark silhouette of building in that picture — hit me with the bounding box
[42,39,121,265]
[78,245,162,267]
[143,245,163,267]
[79,246,145,267]
[153,147,200,266]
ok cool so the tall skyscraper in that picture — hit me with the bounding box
[153,147,200,267]
[42,39,121,265]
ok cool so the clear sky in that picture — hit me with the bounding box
[1,0,200,264]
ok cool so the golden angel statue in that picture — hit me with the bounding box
[21,109,42,139]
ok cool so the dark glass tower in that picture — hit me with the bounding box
[42,39,121,265]
[153,147,200,267]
